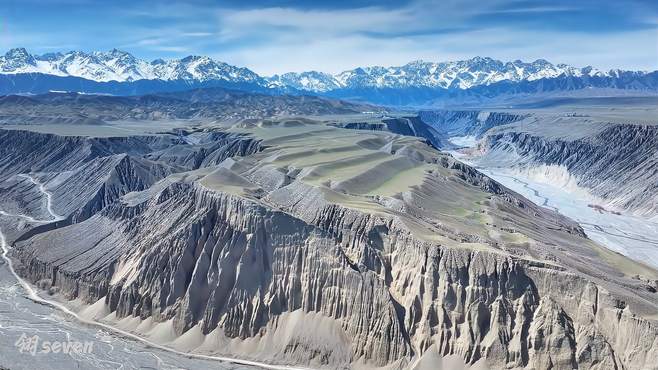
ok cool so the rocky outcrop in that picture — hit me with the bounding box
[483,124,658,216]
[412,108,658,217]
[9,121,658,369]
[144,131,264,170]
[49,154,177,222]
[418,110,526,140]
[0,128,264,242]
[0,129,175,181]
[13,182,658,368]
[334,116,454,149]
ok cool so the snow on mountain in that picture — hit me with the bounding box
[266,71,342,92]
[0,48,645,93]
[311,57,603,92]
[0,48,263,83]
[265,57,617,92]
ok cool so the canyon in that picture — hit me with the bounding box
[0,92,657,369]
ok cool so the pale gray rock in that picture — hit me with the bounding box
[7,120,658,369]
[482,124,658,216]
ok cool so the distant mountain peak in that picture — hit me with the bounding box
[286,56,608,92]
[269,56,647,93]
[6,47,30,56]
[405,59,428,66]
[0,48,651,98]
[107,48,130,55]
[3,48,36,65]
[0,48,262,83]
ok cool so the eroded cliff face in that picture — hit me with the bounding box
[6,121,658,369]
[418,110,526,139]
[482,124,658,216]
[415,107,658,218]
[331,116,453,150]
[0,128,264,242]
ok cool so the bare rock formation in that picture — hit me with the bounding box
[4,120,658,369]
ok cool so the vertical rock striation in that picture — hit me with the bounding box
[6,122,658,369]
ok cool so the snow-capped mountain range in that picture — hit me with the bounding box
[0,48,261,83]
[0,47,631,90]
[1,48,656,105]
[268,58,616,92]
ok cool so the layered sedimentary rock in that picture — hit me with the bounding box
[479,123,658,217]
[414,106,658,217]
[0,128,264,241]
[332,116,453,149]
[4,120,658,369]
[418,110,526,139]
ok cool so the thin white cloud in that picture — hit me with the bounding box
[181,32,214,37]
[487,6,578,13]
[215,25,658,75]
[216,0,504,42]
[2,0,656,73]
[202,0,658,74]
[150,46,189,52]
[135,38,166,46]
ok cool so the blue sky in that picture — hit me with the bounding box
[1,0,657,74]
